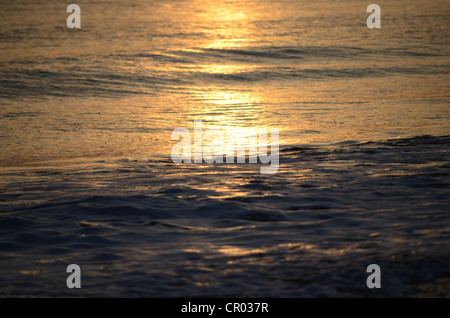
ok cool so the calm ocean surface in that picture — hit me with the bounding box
[0,0,449,297]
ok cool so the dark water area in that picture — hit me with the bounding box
[1,135,449,297]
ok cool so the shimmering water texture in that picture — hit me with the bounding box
[0,0,449,297]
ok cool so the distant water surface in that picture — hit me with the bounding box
[0,0,448,165]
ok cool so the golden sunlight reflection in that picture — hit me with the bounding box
[189,90,266,125]
[183,88,279,161]
[195,0,257,49]
[198,64,256,75]
[217,246,267,257]
[183,242,316,259]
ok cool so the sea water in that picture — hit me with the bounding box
[0,0,449,297]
